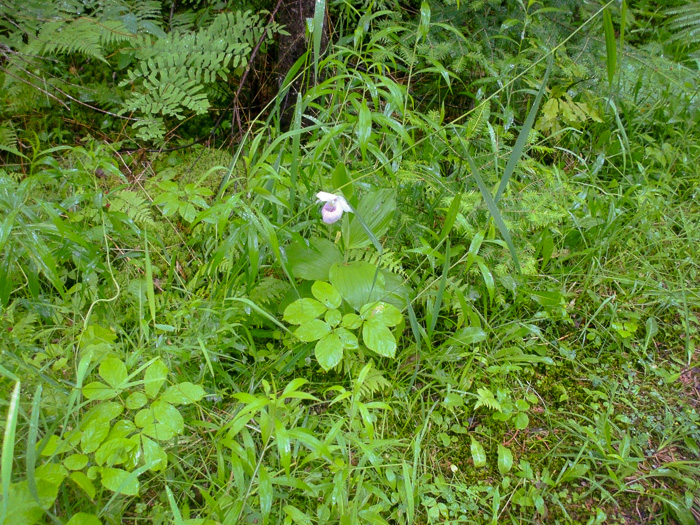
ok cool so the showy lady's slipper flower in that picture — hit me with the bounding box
[316,191,353,224]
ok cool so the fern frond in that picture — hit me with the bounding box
[474,387,501,412]
[109,190,155,227]
[0,123,21,156]
[249,277,291,307]
[666,3,700,43]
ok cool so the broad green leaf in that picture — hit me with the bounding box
[63,454,89,471]
[82,381,118,401]
[470,437,486,468]
[152,400,184,435]
[443,393,464,408]
[100,467,139,496]
[286,237,343,281]
[345,189,396,250]
[66,512,102,525]
[448,327,487,345]
[362,320,397,358]
[514,412,529,430]
[125,391,149,410]
[315,333,344,371]
[108,420,137,440]
[360,302,402,327]
[138,422,175,442]
[99,357,127,389]
[83,402,123,425]
[95,438,137,467]
[144,359,169,398]
[330,262,385,311]
[295,319,331,342]
[69,472,95,499]
[81,419,110,454]
[336,327,359,350]
[324,309,342,327]
[497,445,513,475]
[311,281,342,309]
[141,435,167,472]
[284,298,326,325]
[160,383,206,405]
[341,313,362,329]
[134,404,180,441]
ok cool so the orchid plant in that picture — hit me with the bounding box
[316,191,353,224]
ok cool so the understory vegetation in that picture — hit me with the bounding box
[1,0,699,523]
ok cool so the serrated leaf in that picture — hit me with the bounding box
[66,512,102,525]
[315,332,344,371]
[69,472,96,499]
[311,281,342,309]
[95,438,138,467]
[362,319,396,358]
[125,391,149,410]
[63,454,89,471]
[141,435,167,472]
[99,357,127,389]
[81,419,110,454]
[283,298,326,325]
[100,467,139,496]
[152,400,184,435]
[294,319,331,342]
[83,381,118,401]
[160,382,206,405]
[360,302,402,326]
[335,327,359,349]
[144,359,169,398]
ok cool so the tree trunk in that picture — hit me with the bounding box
[276,0,328,130]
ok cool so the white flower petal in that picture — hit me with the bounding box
[316,191,337,202]
[337,196,353,212]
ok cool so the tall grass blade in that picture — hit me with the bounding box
[165,485,185,525]
[1,381,21,524]
[312,0,325,82]
[26,385,42,502]
[428,240,449,336]
[603,7,617,86]
[464,150,522,273]
[495,54,553,203]
[144,229,156,327]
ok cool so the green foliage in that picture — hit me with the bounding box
[1,0,700,523]
[283,279,403,370]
